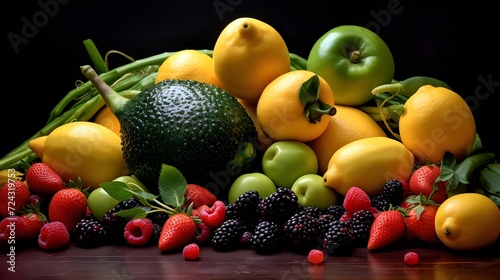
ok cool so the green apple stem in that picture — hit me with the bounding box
[349,50,361,63]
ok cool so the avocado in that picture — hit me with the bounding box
[82,65,259,198]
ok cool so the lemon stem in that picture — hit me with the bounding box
[306,102,336,124]
[299,75,336,124]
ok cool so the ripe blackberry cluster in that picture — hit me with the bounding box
[73,214,107,248]
[211,188,378,256]
[371,179,405,211]
[101,198,141,243]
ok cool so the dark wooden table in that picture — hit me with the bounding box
[2,241,499,279]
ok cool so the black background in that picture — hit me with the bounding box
[3,0,499,160]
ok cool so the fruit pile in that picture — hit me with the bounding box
[1,16,500,262]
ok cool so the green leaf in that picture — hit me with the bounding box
[158,164,187,208]
[455,152,495,184]
[479,163,500,195]
[100,181,134,201]
[298,75,320,107]
[116,207,148,219]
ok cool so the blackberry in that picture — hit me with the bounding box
[349,209,374,247]
[283,210,319,253]
[371,180,405,211]
[258,188,299,224]
[251,220,284,255]
[323,220,354,256]
[239,231,253,249]
[73,214,107,248]
[211,219,244,252]
[224,202,238,220]
[101,198,141,243]
[324,204,346,220]
[150,223,163,244]
[232,190,262,229]
[298,206,322,219]
[147,211,169,227]
[316,213,337,239]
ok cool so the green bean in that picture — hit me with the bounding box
[372,76,451,99]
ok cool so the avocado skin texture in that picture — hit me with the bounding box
[116,79,259,197]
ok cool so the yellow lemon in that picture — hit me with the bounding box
[94,105,121,136]
[307,105,387,174]
[323,136,414,196]
[28,121,130,191]
[434,193,500,251]
[257,70,335,142]
[213,17,290,104]
[399,85,476,165]
[155,49,223,88]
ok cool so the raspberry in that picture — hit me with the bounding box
[124,218,154,246]
[198,200,226,227]
[183,243,200,261]
[308,249,324,264]
[343,186,371,213]
[194,222,212,244]
[404,251,419,265]
[38,221,70,251]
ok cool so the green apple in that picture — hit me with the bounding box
[228,172,277,203]
[291,174,339,211]
[87,187,120,220]
[307,25,395,106]
[262,141,318,189]
[112,175,149,192]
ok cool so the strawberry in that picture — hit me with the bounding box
[38,221,70,251]
[191,205,210,218]
[367,209,406,250]
[409,164,447,203]
[404,195,441,244]
[183,184,217,209]
[343,186,372,213]
[0,180,30,217]
[158,213,197,252]
[48,180,88,232]
[20,211,47,240]
[26,162,64,195]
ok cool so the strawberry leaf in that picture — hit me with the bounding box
[116,207,149,219]
[158,164,187,208]
[100,181,134,201]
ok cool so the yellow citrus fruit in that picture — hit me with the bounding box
[94,105,121,136]
[399,85,476,165]
[308,105,387,174]
[28,121,130,191]
[212,17,290,104]
[323,136,414,196]
[155,49,223,88]
[434,193,500,251]
[256,70,335,142]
